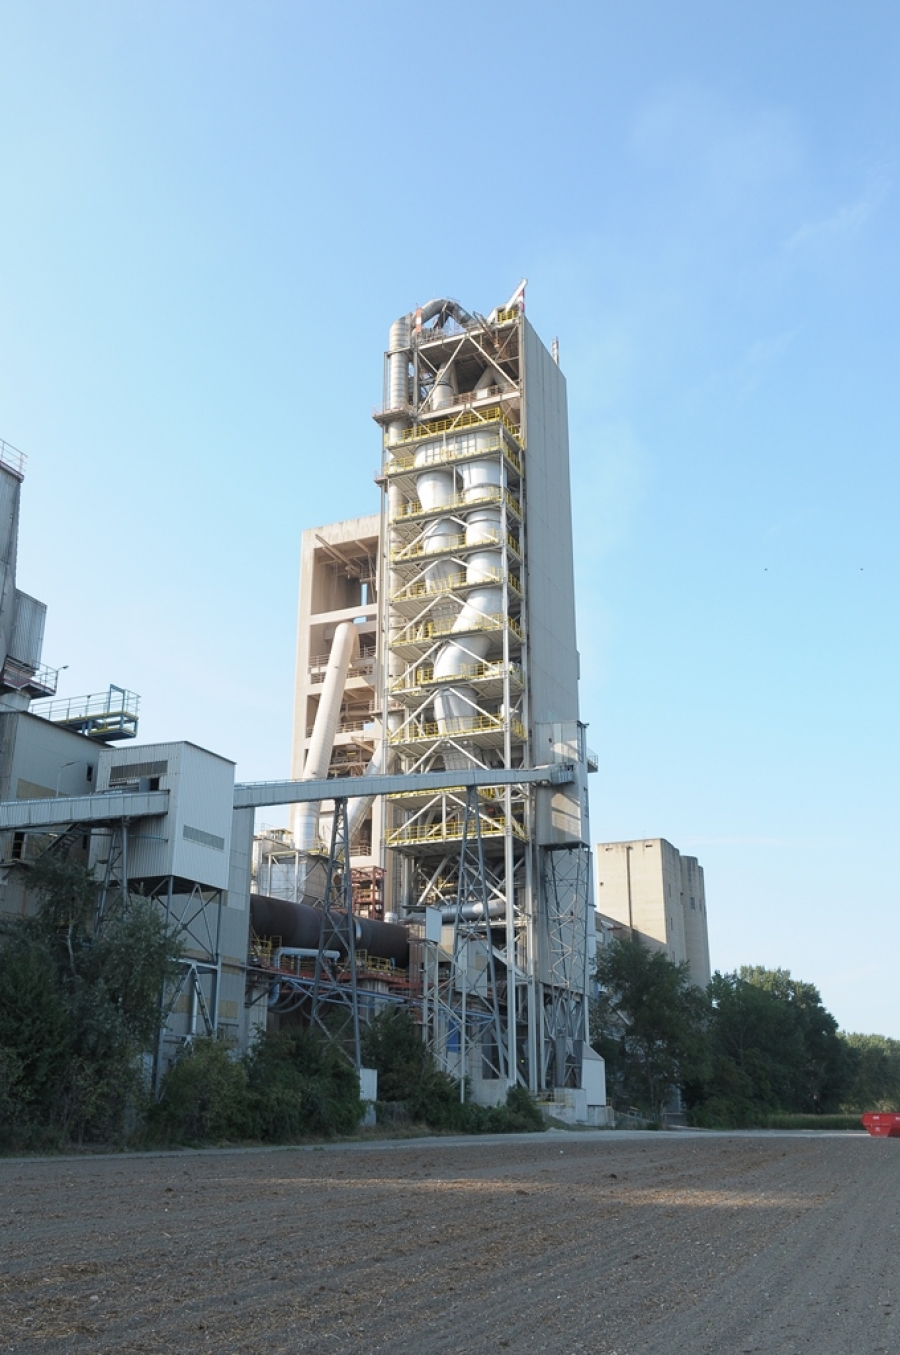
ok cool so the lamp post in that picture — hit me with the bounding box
[54,761,82,797]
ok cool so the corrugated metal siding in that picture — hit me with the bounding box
[170,744,234,889]
[0,471,20,566]
[522,320,580,729]
[8,592,46,665]
[96,741,235,889]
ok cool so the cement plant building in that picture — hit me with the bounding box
[595,838,711,989]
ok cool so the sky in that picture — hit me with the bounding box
[1,1,897,1036]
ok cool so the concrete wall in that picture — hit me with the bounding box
[595,838,711,989]
[680,854,711,988]
[290,515,382,863]
[521,321,580,730]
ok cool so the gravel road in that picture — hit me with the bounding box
[2,1130,897,1354]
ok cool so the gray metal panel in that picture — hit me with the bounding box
[8,591,46,666]
[96,741,235,889]
[234,763,574,809]
[0,468,21,659]
[522,320,580,727]
[0,789,170,829]
[0,712,102,805]
[169,743,235,889]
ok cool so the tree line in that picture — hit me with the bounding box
[592,938,900,1125]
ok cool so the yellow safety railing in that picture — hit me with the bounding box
[388,715,527,744]
[390,569,521,605]
[494,306,521,324]
[384,433,523,478]
[390,530,521,563]
[250,932,279,966]
[397,406,523,448]
[390,487,522,523]
[393,613,524,647]
[387,815,529,846]
[390,660,524,693]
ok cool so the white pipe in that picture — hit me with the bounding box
[388,316,412,410]
[293,621,360,850]
[346,742,385,845]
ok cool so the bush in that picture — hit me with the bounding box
[0,861,181,1148]
[150,1028,364,1145]
[363,1008,544,1134]
[245,1027,362,1139]
[149,1038,252,1144]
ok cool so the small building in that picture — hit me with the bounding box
[595,838,711,989]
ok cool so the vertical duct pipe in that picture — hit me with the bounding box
[293,621,360,851]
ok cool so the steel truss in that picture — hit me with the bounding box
[310,797,361,1068]
[423,786,507,1092]
[141,874,224,1088]
[540,844,592,1088]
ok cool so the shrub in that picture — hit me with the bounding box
[150,1038,252,1144]
[245,1028,363,1139]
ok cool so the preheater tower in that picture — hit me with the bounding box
[377,291,595,1096]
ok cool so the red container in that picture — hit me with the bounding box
[861,1112,900,1138]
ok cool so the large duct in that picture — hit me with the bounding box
[345,742,386,845]
[293,621,360,851]
[250,892,410,966]
[386,297,474,424]
[410,433,504,760]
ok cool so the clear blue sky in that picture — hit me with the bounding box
[1,2,897,1036]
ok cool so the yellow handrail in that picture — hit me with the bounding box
[388,716,527,743]
[384,433,523,478]
[391,659,524,691]
[393,613,524,646]
[390,569,521,604]
[388,814,529,846]
[390,531,521,563]
[397,406,523,448]
[391,487,522,523]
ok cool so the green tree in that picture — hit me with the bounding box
[840,1032,900,1112]
[739,967,851,1113]
[693,967,853,1125]
[361,1006,462,1126]
[245,1026,363,1138]
[149,1037,252,1142]
[591,939,709,1120]
[0,857,181,1145]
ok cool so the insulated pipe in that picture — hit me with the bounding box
[388,316,412,411]
[440,901,506,923]
[417,298,474,328]
[293,622,360,851]
[387,299,473,418]
[345,742,385,845]
[430,359,457,411]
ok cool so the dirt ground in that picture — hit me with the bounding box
[1,1129,897,1355]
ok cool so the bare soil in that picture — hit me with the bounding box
[2,1129,897,1354]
